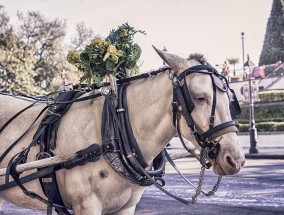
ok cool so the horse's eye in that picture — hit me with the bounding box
[196,97,206,102]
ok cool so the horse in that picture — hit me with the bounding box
[0,47,245,215]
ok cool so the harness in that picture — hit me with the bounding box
[0,63,241,213]
[102,83,166,186]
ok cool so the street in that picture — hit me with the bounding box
[1,157,283,215]
[1,133,284,214]
[136,158,284,215]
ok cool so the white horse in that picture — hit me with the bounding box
[0,48,245,214]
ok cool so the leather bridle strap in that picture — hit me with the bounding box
[172,64,240,156]
[199,121,239,142]
[175,110,212,169]
[209,76,217,129]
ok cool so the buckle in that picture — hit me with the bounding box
[209,116,215,126]
[46,97,54,107]
[102,139,119,153]
[172,76,181,86]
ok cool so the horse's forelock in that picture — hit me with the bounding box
[187,53,207,64]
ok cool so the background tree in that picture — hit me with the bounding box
[69,22,94,52]
[17,11,67,91]
[259,0,284,67]
[65,22,95,84]
[227,57,239,76]
[0,6,43,94]
[0,5,96,95]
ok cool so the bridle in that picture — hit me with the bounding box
[171,63,240,160]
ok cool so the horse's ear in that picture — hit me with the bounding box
[152,45,188,73]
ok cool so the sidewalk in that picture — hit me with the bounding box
[168,132,284,159]
[238,132,284,159]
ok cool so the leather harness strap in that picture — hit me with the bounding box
[34,91,84,215]
[102,94,166,186]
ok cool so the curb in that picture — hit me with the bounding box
[245,153,284,159]
[239,131,284,135]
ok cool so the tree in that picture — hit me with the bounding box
[64,22,95,84]
[0,5,9,33]
[17,11,67,91]
[227,57,239,76]
[259,0,284,66]
[69,22,94,52]
[0,6,43,95]
[0,6,96,95]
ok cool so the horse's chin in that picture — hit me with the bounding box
[212,160,242,176]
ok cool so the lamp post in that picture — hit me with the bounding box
[162,46,167,66]
[241,32,245,67]
[241,32,246,80]
[244,55,258,154]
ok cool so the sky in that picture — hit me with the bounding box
[1,0,272,72]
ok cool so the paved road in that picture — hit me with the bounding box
[136,158,284,215]
[0,133,283,214]
[1,157,283,215]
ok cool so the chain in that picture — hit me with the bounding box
[190,147,222,203]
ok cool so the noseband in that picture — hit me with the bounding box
[171,64,240,159]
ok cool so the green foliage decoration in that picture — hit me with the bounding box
[67,23,146,86]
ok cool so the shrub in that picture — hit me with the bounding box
[234,102,284,120]
[239,122,284,132]
[236,118,284,124]
[258,90,284,102]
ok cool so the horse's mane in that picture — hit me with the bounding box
[187,53,207,64]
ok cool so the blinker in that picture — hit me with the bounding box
[229,89,242,117]
[212,75,228,92]
[211,74,241,117]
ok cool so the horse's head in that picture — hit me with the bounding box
[154,46,245,176]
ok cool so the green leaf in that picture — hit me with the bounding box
[105,59,116,72]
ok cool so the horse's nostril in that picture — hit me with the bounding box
[226,155,236,168]
[241,159,246,167]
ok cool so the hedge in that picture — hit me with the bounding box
[239,122,284,132]
[234,102,284,120]
[235,90,284,132]
[234,101,284,132]
[258,90,284,102]
[237,118,284,124]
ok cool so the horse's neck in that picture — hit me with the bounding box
[127,71,176,162]
[0,95,38,127]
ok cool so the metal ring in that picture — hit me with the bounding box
[36,152,52,160]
